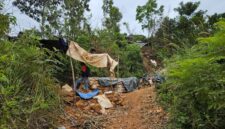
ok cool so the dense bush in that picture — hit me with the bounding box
[159,20,225,129]
[0,35,61,129]
[119,44,144,77]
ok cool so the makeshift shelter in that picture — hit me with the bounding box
[66,41,118,76]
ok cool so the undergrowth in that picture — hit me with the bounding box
[159,20,225,129]
[0,34,61,129]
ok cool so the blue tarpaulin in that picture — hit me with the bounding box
[75,78,99,99]
[76,89,99,100]
[75,77,139,99]
[98,77,139,92]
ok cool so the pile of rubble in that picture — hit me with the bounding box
[58,77,128,128]
[60,78,126,114]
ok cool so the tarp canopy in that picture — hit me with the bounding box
[66,41,118,75]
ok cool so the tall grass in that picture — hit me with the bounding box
[0,35,61,129]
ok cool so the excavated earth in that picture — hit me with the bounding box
[104,86,168,129]
[59,86,168,129]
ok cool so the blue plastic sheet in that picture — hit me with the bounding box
[98,77,139,92]
[76,89,99,100]
[75,78,99,99]
[75,77,139,99]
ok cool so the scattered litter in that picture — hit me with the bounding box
[74,77,138,100]
[153,74,165,84]
[59,77,135,127]
[150,59,157,67]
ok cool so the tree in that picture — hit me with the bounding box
[136,0,164,38]
[0,1,16,38]
[174,1,200,16]
[62,0,91,40]
[149,1,209,59]
[0,2,9,37]
[174,1,207,46]
[123,22,131,35]
[13,0,63,36]
[207,13,225,28]
[159,20,225,129]
[102,0,122,33]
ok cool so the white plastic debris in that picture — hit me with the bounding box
[150,59,157,67]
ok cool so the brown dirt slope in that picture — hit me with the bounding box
[105,86,168,129]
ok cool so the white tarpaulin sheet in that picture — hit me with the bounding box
[66,41,118,75]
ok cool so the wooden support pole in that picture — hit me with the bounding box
[68,42,76,105]
[117,55,119,78]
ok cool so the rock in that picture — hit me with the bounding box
[89,77,100,90]
[100,107,107,114]
[90,84,98,90]
[61,90,74,97]
[58,126,66,129]
[61,84,74,97]
[90,103,102,113]
[104,91,113,94]
[94,94,113,109]
[83,105,91,110]
[114,83,126,93]
[63,96,74,103]
[62,84,73,92]
[118,99,126,106]
[76,100,86,109]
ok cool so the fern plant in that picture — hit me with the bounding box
[159,20,225,129]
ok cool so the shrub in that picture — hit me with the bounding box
[159,20,225,129]
[0,35,61,129]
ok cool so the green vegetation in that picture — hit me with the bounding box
[151,1,211,60]
[159,20,225,129]
[0,2,16,38]
[136,0,164,38]
[1,0,225,128]
[0,34,61,128]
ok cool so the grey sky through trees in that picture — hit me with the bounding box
[4,0,225,36]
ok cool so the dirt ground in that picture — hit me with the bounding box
[60,86,168,129]
[59,44,167,129]
[104,86,168,129]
